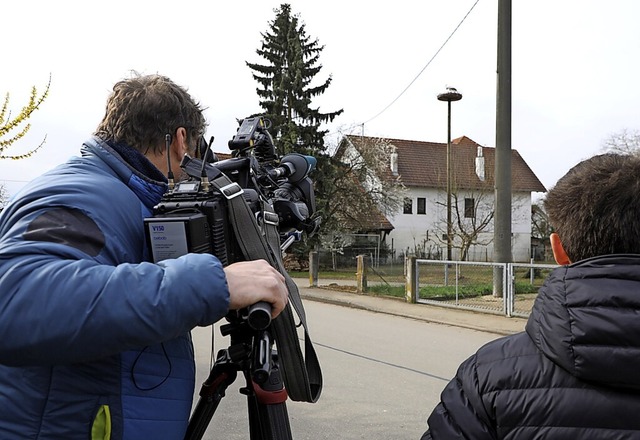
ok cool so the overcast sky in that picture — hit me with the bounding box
[2,0,639,199]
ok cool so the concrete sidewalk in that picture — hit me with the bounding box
[292,278,527,336]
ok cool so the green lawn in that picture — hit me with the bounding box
[289,269,541,300]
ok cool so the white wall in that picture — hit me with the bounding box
[386,188,534,262]
[387,187,442,258]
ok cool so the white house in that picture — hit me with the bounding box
[336,135,546,262]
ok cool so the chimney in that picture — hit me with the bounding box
[475,146,485,181]
[390,145,398,175]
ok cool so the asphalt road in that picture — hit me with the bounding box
[188,299,503,439]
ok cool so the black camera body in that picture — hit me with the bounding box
[144,117,319,267]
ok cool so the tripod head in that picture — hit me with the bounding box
[185,306,291,440]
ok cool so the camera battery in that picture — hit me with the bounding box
[145,212,212,262]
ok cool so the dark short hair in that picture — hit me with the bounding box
[544,153,640,261]
[94,73,206,155]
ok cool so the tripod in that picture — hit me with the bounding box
[184,311,293,440]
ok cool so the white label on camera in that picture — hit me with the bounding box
[148,221,188,262]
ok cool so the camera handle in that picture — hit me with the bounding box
[247,301,272,331]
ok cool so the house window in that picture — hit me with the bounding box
[464,198,475,218]
[403,198,412,214]
[417,198,426,215]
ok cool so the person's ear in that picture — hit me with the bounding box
[550,233,571,265]
[171,127,189,157]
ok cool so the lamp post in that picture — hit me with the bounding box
[437,87,463,261]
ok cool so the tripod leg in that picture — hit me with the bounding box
[243,364,293,440]
[247,395,292,440]
[184,351,238,440]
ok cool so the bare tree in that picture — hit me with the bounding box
[341,137,406,216]
[311,136,407,268]
[0,184,7,211]
[531,199,554,261]
[0,76,50,160]
[433,185,495,261]
[327,136,406,235]
[531,200,553,240]
[601,128,640,155]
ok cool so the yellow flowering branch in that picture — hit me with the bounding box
[0,74,51,160]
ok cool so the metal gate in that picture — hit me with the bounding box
[409,259,558,317]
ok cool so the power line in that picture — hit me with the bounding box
[362,0,482,125]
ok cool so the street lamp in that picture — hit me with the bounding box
[437,86,463,261]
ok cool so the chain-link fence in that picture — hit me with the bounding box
[507,262,558,317]
[412,260,509,315]
[406,259,558,317]
[307,246,558,318]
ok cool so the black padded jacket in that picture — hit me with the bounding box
[422,255,640,440]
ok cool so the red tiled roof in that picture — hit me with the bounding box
[343,135,546,193]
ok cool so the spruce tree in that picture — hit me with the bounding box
[247,3,343,259]
[246,3,342,158]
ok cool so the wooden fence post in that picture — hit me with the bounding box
[309,251,319,287]
[356,254,368,293]
[406,256,417,303]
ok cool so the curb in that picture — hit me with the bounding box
[295,281,527,336]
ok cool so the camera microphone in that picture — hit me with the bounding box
[268,153,316,183]
[165,134,175,190]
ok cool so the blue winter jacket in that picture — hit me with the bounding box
[0,137,230,439]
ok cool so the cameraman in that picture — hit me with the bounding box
[0,73,288,439]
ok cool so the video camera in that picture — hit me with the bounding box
[145,118,323,436]
[144,115,320,283]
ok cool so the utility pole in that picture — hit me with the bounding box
[494,0,512,297]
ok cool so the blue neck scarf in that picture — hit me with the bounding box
[107,140,167,183]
